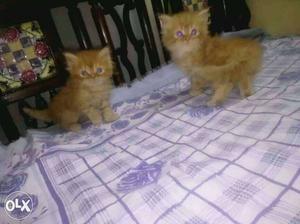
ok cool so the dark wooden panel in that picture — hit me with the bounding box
[66,2,93,49]
[223,0,250,31]
[136,0,161,70]
[0,101,19,142]
[89,0,108,46]
[18,100,38,129]
[151,0,184,62]
[97,1,140,81]
[123,1,146,76]
[1,74,66,104]
[89,1,125,85]
[88,0,168,81]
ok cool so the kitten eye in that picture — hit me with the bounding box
[191,28,198,36]
[176,31,184,38]
[80,70,89,77]
[96,67,104,74]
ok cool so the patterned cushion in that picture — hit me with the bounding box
[0,21,56,93]
[182,0,207,11]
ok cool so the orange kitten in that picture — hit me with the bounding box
[24,47,119,131]
[160,10,263,106]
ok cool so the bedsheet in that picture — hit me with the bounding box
[1,37,300,224]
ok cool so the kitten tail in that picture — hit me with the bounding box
[23,108,52,122]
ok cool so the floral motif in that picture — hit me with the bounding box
[3,28,20,42]
[161,95,177,103]
[0,173,27,196]
[117,161,163,192]
[149,92,162,100]
[130,111,147,120]
[91,128,105,136]
[122,105,139,115]
[21,69,37,84]
[34,41,49,58]
[111,120,129,130]
[188,105,215,118]
[126,98,140,104]
[113,101,124,109]
[278,72,300,82]
[42,140,58,149]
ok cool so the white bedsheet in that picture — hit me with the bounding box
[1,37,300,224]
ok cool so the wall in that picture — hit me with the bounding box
[247,0,300,36]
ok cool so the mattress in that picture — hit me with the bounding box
[0,37,300,224]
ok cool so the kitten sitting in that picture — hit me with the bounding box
[24,47,119,131]
[160,10,263,106]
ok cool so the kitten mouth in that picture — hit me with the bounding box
[90,74,111,79]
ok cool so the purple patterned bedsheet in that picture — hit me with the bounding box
[1,37,300,224]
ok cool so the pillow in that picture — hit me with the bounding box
[247,0,300,36]
[182,0,207,12]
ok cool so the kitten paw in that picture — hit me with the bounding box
[91,117,102,126]
[69,124,81,132]
[189,89,202,97]
[242,91,252,98]
[104,112,119,123]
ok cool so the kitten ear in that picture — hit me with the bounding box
[98,47,111,58]
[159,14,171,27]
[64,52,78,68]
[198,8,210,21]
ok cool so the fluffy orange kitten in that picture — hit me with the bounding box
[160,10,263,106]
[24,47,119,131]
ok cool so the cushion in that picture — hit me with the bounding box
[182,0,207,12]
[0,21,56,93]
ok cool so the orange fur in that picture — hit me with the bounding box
[160,10,263,106]
[24,47,119,131]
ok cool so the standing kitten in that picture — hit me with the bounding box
[24,47,119,131]
[160,10,263,106]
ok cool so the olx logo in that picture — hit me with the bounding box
[4,191,33,220]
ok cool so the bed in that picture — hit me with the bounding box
[0,36,300,224]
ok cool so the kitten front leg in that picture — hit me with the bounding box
[64,123,81,132]
[190,76,205,96]
[85,108,102,125]
[102,100,119,123]
[60,111,81,132]
[239,76,253,98]
[207,83,233,106]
